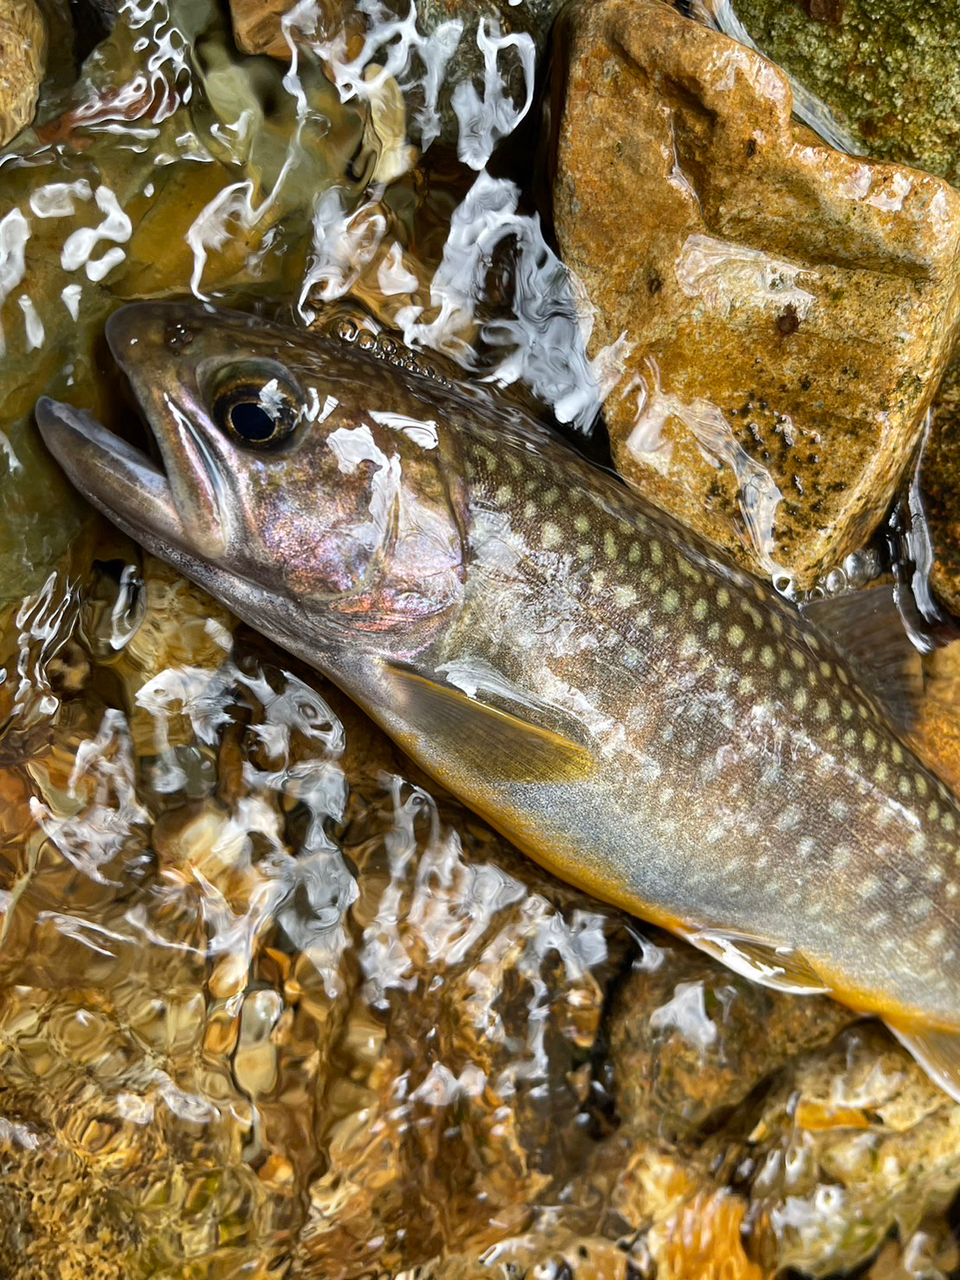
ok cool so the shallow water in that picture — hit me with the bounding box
[2,1,960,1276]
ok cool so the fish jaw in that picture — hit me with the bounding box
[35,396,188,553]
[105,302,232,559]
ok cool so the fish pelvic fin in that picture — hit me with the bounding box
[887,1022,960,1105]
[683,927,831,995]
[384,664,598,785]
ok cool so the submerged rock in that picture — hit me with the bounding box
[552,0,960,590]
[0,0,45,146]
[229,0,564,161]
[728,0,960,186]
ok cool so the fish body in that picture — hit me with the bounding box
[36,301,960,1100]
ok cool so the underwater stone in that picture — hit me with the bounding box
[610,936,855,1143]
[229,0,566,156]
[552,0,960,589]
[730,0,960,186]
[0,0,45,146]
[748,1022,960,1276]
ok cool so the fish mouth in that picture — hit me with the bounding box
[35,395,189,551]
[35,302,227,559]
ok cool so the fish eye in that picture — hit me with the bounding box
[211,361,303,449]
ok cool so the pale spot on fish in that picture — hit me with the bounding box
[591,570,606,591]
[716,587,731,607]
[604,532,618,560]
[692,599,708,622]
[814,698,830,721]
[833,846,853,871]
[777,805,802,832]
[496,485,513,503]
[662,589,680,614]
[728,624,745,647]
[577,543,593,561]
[650,541,663,565]
[542,522,563,549]
[760,645,775,669]
[613,585,638,608]
[523,501,537,520]
[792,689,808,712]
[574,514,589,534]
[628,542,641,563]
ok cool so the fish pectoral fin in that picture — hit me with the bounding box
[801,585,924,732]
[384,664,597,784]
[683,927,831,995]
[887,1022,960,1104]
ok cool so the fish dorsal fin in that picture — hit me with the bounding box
[683,927,830,995]
[801,585,924,732]
[384,664,597,785]
[887,1022,960,1105]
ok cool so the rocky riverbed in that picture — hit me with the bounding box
[2,1,960,1276]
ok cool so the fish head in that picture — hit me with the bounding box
[37,301,467,646]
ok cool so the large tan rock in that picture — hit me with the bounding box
[0,0,44,146]
[553,0,960,589]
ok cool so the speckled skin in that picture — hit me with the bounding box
[36,303,960,1047]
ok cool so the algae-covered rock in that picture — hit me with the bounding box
[552,0,960,589]
[729,0,960,186]
[0,0,45,146]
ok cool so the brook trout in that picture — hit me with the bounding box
[36,302,960,1101]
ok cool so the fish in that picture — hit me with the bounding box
[36,300,960,1103]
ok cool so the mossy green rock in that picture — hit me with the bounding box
[733,0,960,185]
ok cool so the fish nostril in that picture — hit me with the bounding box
[164,320,196,353]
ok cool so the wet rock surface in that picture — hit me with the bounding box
[552,0,960,589]
[0,0,45,147]
[730,0,960,186]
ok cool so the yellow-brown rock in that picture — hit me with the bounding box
[552,0,960,590]
[229,0,313,59]
[0,0,45,146]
